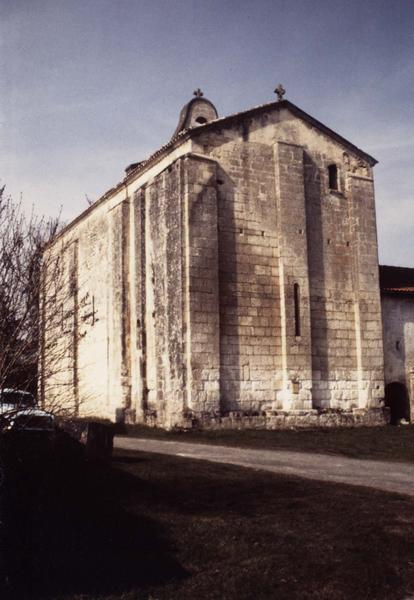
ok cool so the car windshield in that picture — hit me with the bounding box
[13,415,54,430]
[0,391,36,407]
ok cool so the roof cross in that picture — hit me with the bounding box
[274,83,286,101]
[193,88,204,98]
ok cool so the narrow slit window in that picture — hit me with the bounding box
[294,283,301,337]
[328,164,338,190]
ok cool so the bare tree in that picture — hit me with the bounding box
[39,219,97,419]
[0,186,61,397]
[0,187,103,422]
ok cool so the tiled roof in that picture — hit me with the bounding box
[380,265,414,296]
[382,286,414,296]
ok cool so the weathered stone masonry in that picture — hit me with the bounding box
[41,94,387,427]
[380,266,414,421]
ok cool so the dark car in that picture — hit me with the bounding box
[0,391,56,472]
[0,388,36,414]
[2,408,55,433]
[0,388,54,434]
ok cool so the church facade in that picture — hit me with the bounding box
[40,90,388,428]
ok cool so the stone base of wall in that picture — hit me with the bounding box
[142,407,388,430]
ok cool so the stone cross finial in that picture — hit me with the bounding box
[274,83,286,101]
[193,88,204,97]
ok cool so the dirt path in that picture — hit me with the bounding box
[115,436,414,497]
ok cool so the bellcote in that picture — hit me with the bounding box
[172,89,219,138]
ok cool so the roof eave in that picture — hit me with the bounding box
[48,98,378,248]
[381,289,414,298]
[47,130,192,246]
[186,99,378,166]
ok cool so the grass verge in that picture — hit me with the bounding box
[5,448,414,599]
[122,424,414,463]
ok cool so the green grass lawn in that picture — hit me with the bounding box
[122,424,414,463]
[7,447,414,600]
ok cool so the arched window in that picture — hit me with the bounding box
[328,164,338,190]
[294,283,301,337]
[195,116,207,124]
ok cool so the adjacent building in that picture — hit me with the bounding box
[380,266,414,422]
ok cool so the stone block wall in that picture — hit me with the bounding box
[129,155,221,426]
[184,155,221,415]
[349,176,384,407]
[41,102,386,427]
[303,146,358,409]
[193,108,384,416]
[382,294,414,415]
[273,113,384,411]
[274,141,312,410]
[196,129,283,413]
[132,162,187,427]
[42,210,112,419]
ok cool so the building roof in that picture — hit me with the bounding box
[124,98,377,183]
[379,265,414,296]
[51,96,379,244]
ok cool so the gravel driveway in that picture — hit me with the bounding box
[115,436,414,497]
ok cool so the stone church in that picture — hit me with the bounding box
[40,87,408,428]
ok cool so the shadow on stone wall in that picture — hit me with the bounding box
[304,151,329,408]
[216,165,241,412]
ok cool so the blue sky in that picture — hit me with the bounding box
[1,0,413,266]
